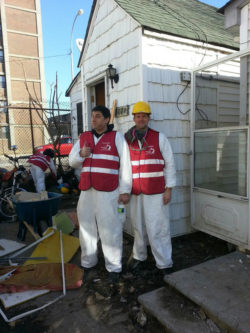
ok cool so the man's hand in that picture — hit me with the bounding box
[118,193,130,204]
[163,188,172,205]
[80,143,92,158]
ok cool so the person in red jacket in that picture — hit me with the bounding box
[28,148,57,193]
[69,105,132,283]
[125,101,176,276]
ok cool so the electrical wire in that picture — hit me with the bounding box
[154,0,208,65]
[176,81,209,122]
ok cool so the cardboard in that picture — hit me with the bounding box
[0,239,25,257]
[23,228,79,265]
[0,290,50,309]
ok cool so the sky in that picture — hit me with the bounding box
[40,0,229,106]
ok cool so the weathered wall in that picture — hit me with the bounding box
[139,31,237,236]
[79,0,238,237]
[81,0,141,131]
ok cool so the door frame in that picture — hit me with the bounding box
[85,71,109,130]
[190,47,250,249]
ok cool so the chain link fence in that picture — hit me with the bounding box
[0,105,71,170]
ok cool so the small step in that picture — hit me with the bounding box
[138,287,222,333]
[164,251,250,333]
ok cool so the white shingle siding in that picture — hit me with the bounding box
[77,0,239,237]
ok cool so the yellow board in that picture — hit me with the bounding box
[24,228,79,266]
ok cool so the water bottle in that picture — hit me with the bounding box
[117,203,126,223]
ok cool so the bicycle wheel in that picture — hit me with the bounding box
[0,187,26,222]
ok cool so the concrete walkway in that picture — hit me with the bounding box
[139,251,250,333]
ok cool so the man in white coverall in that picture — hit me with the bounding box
[125,101,176,276]
[28,148,57,193]
[69,105,132,283]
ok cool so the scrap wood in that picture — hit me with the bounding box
[109,99,117,124]
[0,263,83,292]
[14,191,41,202]
[23,227,79,266]
[23,221,40,240]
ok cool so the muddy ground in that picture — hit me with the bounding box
[0,203,234,333]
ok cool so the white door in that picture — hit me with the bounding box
[191,49,250,250]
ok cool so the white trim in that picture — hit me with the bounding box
[143,29,238,54]
[81,167,119,175]
[131,159,164,166]
[6,29,38,37]
[4,4,37,13]
[133,171,164,178]
[92,154,119,162]
[191,47,250,73]
[8,54,40,59]
[11,77,41,82]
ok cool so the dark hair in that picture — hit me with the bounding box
[43,148,55,158]
[92,105,110,119]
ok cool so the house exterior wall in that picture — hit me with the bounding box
[0,0,46,156]
[140,30,237,236]
[78,0,238,237]
[80,0,141,134]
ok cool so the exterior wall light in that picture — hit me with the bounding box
[106,64,119,89]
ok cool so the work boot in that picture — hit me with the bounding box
[127,258,143,272]
[108,272,120,284]
[159,267,173,276]
[81,266,95,281]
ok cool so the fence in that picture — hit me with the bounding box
[0,105,71,170]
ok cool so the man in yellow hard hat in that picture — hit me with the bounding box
[125,101,176,276]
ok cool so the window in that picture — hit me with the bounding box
[0,75,6,88]
[0,100,7,113]
[194,129,247,197]
[77,102,83,134]
[0,126,9,139]
[0,50,3,63]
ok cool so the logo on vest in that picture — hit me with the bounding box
[145,146,155,155]
[100,142,112,152]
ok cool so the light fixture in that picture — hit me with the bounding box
[70,9,84,80]
[106,64,119,89]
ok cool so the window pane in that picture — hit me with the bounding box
[0,50,3,63]
[194,56,246,129]
[0,75,6,88]
[194,129,247,197]
[0,100,7,113]
[0,126,9,139]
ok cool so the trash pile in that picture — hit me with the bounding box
[0,211,81,325]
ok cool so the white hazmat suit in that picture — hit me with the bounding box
[128,132,176,269]
[69,132,132,273]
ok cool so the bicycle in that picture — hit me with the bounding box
[0,148,30,222]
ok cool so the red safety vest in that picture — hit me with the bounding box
[128,129,165,195]
[28,153,51,172]
[79,131,120,191]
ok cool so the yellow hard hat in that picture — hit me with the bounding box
[132,101,151,115]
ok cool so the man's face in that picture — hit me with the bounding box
[91,111,109,133]
[133,113,150,131]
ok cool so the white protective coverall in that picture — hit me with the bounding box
[29,156,57,193]
[128,132,176,269]
[69,132,132,273]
